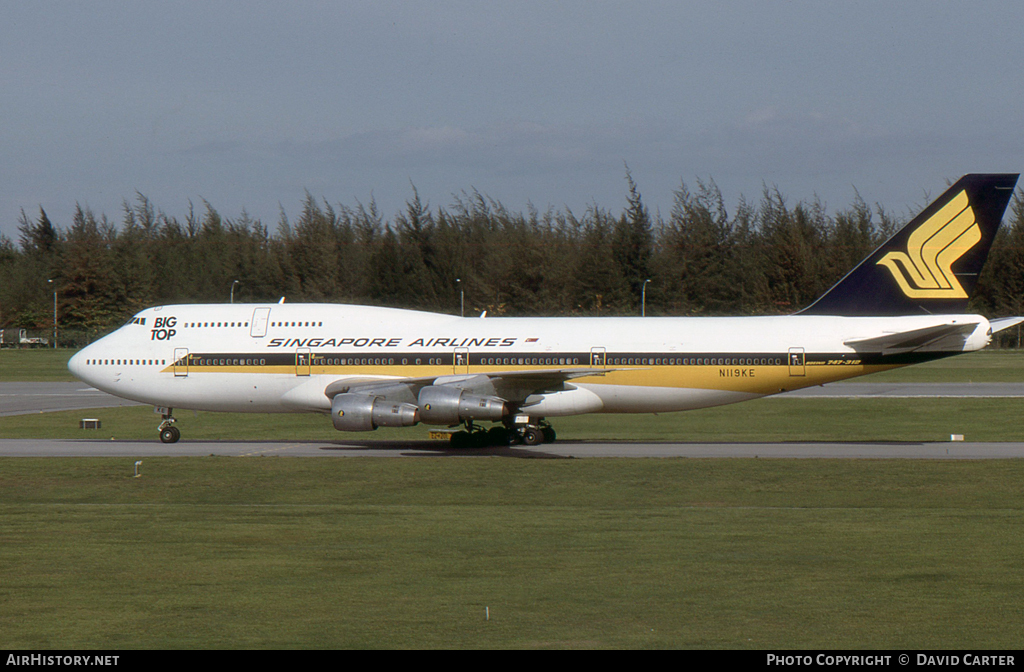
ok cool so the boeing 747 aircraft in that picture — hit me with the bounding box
[69,174,1021,447]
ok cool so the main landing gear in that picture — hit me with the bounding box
[448,418,556,449]
[157,408,180,444]
[519,422,556,447]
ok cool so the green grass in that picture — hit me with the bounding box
[4,348,1024,649]
[0,348,78,381]
[2,458,1023,649]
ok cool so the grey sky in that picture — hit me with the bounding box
[2,1,1022,240]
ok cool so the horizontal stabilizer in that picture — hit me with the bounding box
[990,317,1024,333]
[844,322,980,355]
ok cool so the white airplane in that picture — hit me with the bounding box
[69,174,1021,447]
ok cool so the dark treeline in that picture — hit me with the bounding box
[3,174,1024,346]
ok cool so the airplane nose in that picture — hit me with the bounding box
[67,347,98,384]
[67,350,84,380]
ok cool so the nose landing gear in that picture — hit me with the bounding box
[157,408,180,443]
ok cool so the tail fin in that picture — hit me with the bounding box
[800,173,1019,316]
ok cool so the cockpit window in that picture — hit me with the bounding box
[126,316,147,326]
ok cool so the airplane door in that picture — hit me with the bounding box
[590,347,606,368]
[788,347,805,377]
[251,308,270,337]
[174,348,189,377]
[454,347,469,375]
[296,348,311,376]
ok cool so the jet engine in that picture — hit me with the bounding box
[331,393,420,431]
[417,385,507,425]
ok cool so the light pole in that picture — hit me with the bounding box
[230,280,239,304]
[47,279,57,349]
[642,279,651,317]
[456,278,464,317]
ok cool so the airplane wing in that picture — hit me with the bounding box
[843,321,981,355]
[323,367,615,405]
[323,366,627,431]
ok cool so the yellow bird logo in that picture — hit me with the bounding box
[876,191,979,299]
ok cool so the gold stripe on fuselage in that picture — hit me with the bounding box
[163,361,903,394]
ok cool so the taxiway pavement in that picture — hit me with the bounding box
[0,382,143,417]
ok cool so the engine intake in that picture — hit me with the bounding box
[332,393,420,432]
[418,385,507,425]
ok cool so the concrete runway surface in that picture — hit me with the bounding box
[0,382,143,417]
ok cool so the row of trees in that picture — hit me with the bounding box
[3,174,1024,346]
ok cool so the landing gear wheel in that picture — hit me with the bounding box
[159,426,180,444]
[541,426,556,443]
[522,427,545,446]
[157,408,179,443]
[450,431,471,449]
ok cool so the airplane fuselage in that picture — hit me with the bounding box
[68,303,992,417]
